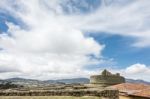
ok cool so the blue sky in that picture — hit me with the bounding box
[0,0,150,81]
[90,33,150,67]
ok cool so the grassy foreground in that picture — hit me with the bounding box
[0,96,101,99]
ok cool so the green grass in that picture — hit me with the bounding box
[0,96,101,99]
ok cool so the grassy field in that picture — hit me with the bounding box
[0,96,101,99]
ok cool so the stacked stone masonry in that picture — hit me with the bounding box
[90,69,125,85]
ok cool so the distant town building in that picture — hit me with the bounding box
[90,69,125,86]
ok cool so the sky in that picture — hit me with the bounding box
[0,0,150,81]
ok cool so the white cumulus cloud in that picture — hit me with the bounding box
[0,0,104,79]
[125,63,150,74]
[0,0,150,80]
[122,63,150,81]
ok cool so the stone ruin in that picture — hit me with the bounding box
[90,69,125,86]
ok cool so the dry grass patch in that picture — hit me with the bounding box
[0,96,101,99]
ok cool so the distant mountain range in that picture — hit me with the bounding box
[3,78,46,86]
[126,78,150,85]
[0,77,149,85]
[45,78,89,84]
[0,78,90,86]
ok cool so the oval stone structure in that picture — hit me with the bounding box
[90,69,125,86]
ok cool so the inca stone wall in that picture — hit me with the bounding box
[90,75,125,85]
[0,89,119,99]
[90,69,125,85]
